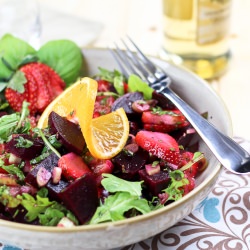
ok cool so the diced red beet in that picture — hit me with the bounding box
[48,111,85,154]
[58,173,98,224]
[139,169,170,196]
[112,148,149,180]
[46,179,69,202]
[5,134,44,160]
[25,153,60,188]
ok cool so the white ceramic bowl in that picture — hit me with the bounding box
[0,48,232,250]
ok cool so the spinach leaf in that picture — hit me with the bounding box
[37,40,83,86]
[128,74,153,100]
[0,34,36,80]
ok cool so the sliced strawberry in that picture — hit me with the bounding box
[5,62,65,115]
[142,110,189,133]
[46,64,65,97]
[135,131,180,166]
[5,81,29,113]
[58,152,91,181]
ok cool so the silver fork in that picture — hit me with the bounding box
[110,37,250,174]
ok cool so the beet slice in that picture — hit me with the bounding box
[25,153,60,188]
[48,111,85,154]
[5,134,44,160]
[111,92,143,119]
[58,173,98,224]
[112,148,148,180]
[139,169,170,196]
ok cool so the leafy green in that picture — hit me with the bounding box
[0,113,19,142]
[2,165,25,182]
[114,75,125,95]
[0,34,36,80]
[0,101,30,143]
[95,67,125,95]
[0,186,21,208]
[89,174,151,224]
[37,128,61,158]
[14,136,33,148]
[101,173,143,196]
[38,203,78,226]
[37,40,83,86]
[89,192,151,224]
[17,190,78,226]
[128,74,153,100]
[162,170,189,201]
[96,67,124,83]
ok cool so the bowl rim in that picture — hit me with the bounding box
[0,47,230,233]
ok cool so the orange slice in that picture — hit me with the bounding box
[84,107,129,159]
[37,77,97,129]
[37,77,129,159]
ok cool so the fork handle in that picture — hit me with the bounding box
[153,83,250,174]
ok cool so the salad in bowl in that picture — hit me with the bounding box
[0,34,230,249]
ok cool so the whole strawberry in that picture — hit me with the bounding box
[5,62,65,115]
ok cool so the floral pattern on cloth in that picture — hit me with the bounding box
[1,138,250,250]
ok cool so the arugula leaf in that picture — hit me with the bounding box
[101,173,143,196]
[38,202,78,226]
[128,74,153,100]
[18,192,79,226]
[19,193,55,222]
[162,170,189,201]
[37,40,83,86]
[89,192,151,224]
[0,34,36,80]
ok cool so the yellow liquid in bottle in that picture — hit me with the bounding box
[162,0,232,80]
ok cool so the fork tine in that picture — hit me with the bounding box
[120,39,150,79]
[109,47,130,79]
[126,36,157,73]
[110,43,148,82]
[126,36,168,82]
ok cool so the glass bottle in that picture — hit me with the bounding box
[162,0,232,80]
